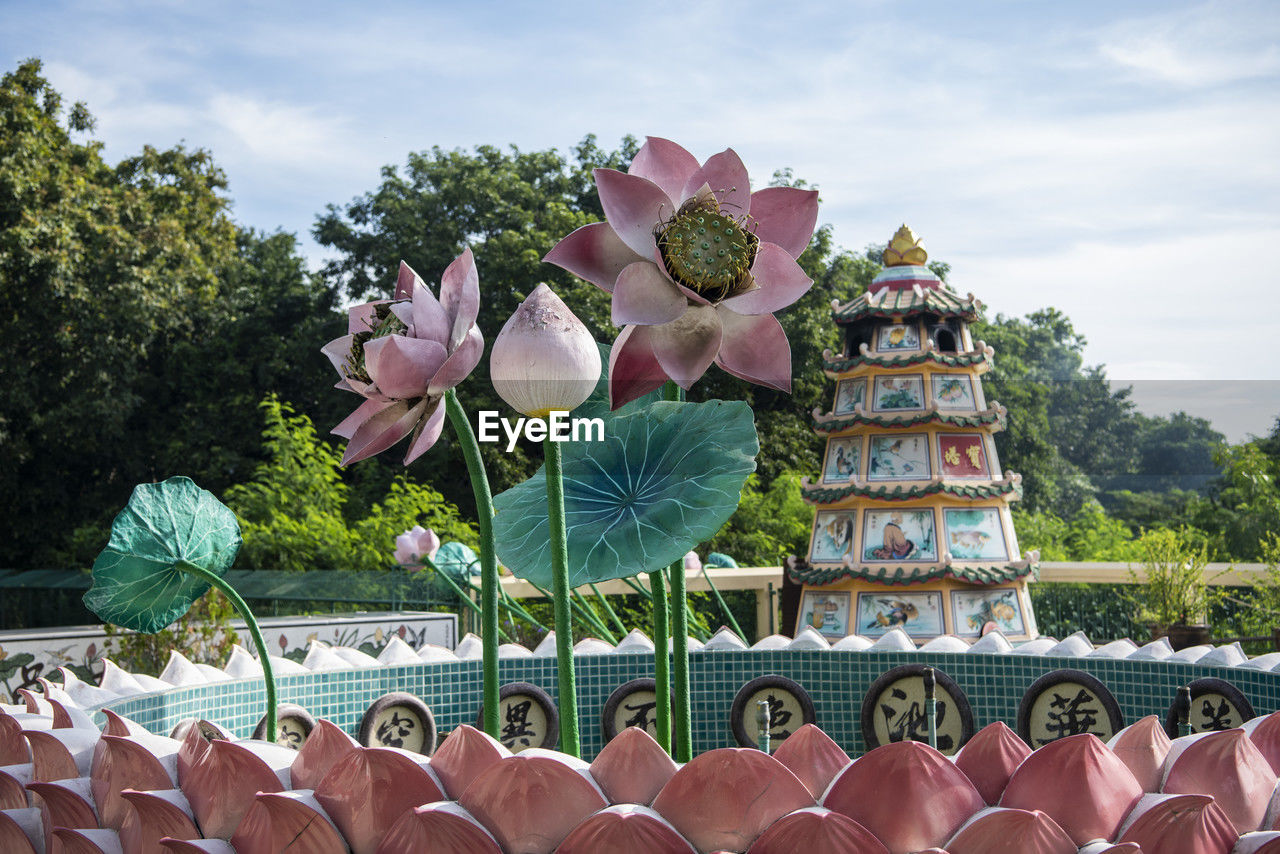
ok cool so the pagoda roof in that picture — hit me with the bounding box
[822,344,994,376]
[812,404,1007,434]
[800,474,1022,504]
[787,554,1039,587]
[832,286,982,325]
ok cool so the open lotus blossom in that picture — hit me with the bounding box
[322,249,483,464]
[545,136,819,408]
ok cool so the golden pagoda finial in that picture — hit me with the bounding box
[883,224,928,267]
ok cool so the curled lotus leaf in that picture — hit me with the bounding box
[435,541,480,580]
[493,399,757,587]
[83,477,241,634]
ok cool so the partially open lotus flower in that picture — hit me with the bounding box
[545,136,819,408]
[322,249,483,464]
[490,283,601,418]
[393,525,441,568]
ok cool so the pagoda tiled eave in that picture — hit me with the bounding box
[788,554,1039,587]
[812,403,1008,434]
[800,473,1023,505]
[831,286,981,325]
[822,343,994,376]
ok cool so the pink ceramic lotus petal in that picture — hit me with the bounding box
[596,168,671,259]
[362,335,448,399]
[612,261,689,326]
[118,788,201,853]
[230,790,347,854]
[629,137,701,207]
[1000,734,1143,846]
[173,722,220,788]
[556,803,697,854]
[17,690,50,716]
[1108,716,1173,793]
[543,221,643,292]
[458,751,607,854]
[1117,792,1237,853]
[429,725,513,800]
[426,323,483,396]
[26,778,98,850]
[341,398,429,465]
[158,840,236,853]
[1,762,33,809]
[403,398,448,464]
[713,308,792,392]
[438,246,481,350]
[49,828,123,853]
[745,806,888,854]
[649,304,723,390]
[770,724,851,801]
[375,801,502,854]
[100,710,149,738]
[651,747,815,853]
[23,728,97,781]
[180,739,287,839]
[589,726,678,806]
[0,713,47,764]
[955,721,1032,806]
[1236,831,1280,853]
[1078,844,1142,854]
[682,148,750,214]
[332,397,392,439]
[823,740,984,854]
[316,746,446,854]
[1249,712,1280,775]
[47,697,94,731]
[348,300,383,333]
[608,324,669,409]
[944,807,1076,854]
[407,280,451,350]
[722,243,813,316]
[747,186,820,259]
[91,734,178,830]
[1164,728,1276,834]
[0,807,39,853]
[289,719,359,791]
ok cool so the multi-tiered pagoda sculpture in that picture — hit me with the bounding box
[789,226,1039,643]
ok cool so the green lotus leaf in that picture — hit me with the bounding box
[83,476,242,633]
[493,399,758,587]
[434,540,479,580]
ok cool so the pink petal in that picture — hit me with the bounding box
[48,828,122,854]
[823,740,984,853]
[439,246,481,351]
[544,221,644,292]
[1164,728,1277,834]
[1249,711,1280,774]
[714,308,792,392]
[651,748,815,853]
[378,802,503,854]
[954,721,1031,806]
[630,137,701,205]
[1235,832,1280,853]
[0,713,39,765]
[342,399,429,465]
[427,324,483,396]
[771,724,852,801]
[410,282,451,347]
[334,399,394,439]
[118,789,201,853]
[90,733,177,830]
[315,747,445,854]
[428,725,512,800]
[748,186,820,259]
[230,791,347,854]
[945,807,1076,854]
[364,335,448,399]
[746,806,887,854]
[23,728,96,782]
[289,719,359,791]
[613,261,689,326]
[0,809,38,854]
[321,334,356,380]
[179,739,287,839]
[722,241,813,315]
[683,148,751,215]
[588,726,678,806]
[556,804,696,854]
[1108,716,1172,793]
[158,839,237,853]
[1116,793,1238,853]
[404,401,447,464]
[25,779,97,851]
[395,261,424,300]
[596,168,670,259]
[608,325,669,409]
[649,304,722,390]
[348,300,383,334]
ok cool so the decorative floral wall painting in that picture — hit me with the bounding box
[811,510,857,562]
[952,587,1025,636]
[800,590,851,638]
[833,378,865,414]
[931,373,977,410]
[943,507,1009,560]
[938,433,989,478]
[856,590,944,637]
[861,509,938,562]
[823,437,861,483]
[871,374,924,411]
[876,322,920,351]
[867,433,931,480]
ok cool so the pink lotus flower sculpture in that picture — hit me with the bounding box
[322,249,482,464]
[545,136,819,408]
[393,525,440,568]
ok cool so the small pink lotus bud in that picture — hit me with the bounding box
[683,552,702,572]
[394,525,441,567]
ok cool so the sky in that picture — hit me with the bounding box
[5,0,1278,441]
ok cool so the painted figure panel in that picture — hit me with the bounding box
[867,433,931,480]
[823,437,861,483]
[856,591,944,637]
[862,509,938,562]
[952,588,1025,637]
[799,590,851,638]
[811,510,856,563]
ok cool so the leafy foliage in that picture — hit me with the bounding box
[1125,527,1222,630]
[705,474,812,567]
[103,587,237,675]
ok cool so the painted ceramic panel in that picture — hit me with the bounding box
[822,437,861,483]
[810,511,856,563]
[943,508,1009,561]
[856,591,944,637]
[931,374,977,409]
[862,509,937,562]
[876,322,921,351]
[952,588,1025,636]
[871,375,924,411]
[867,433,931,480]
[833,379,865,414]
[938,434,989,478]
[800,591,851,638]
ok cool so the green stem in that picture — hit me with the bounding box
[530,579,614,642]
[702,566,745,640]
[422,559,513,642]
[649,568,671,752]
[543,438,580,757]
[178,563,276,742]
[498,585,547,632]
[662,380,692,761]
[591,582,628,637]
[572,589,619,644]
[622,576,654,600]
[443,388,500,737]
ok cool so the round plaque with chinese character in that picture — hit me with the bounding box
[602,678,676,745]
[1017,669,1123,748]
[1164,678,1254,738]
[253,703,316,750]
[730,675,816,752]
[476,681,558,753]
[861,664,973,756]
[358,692,437,755]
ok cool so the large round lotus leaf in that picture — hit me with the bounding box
[493,399,758,587]
[83,477,241,633]
[434,540,479,579]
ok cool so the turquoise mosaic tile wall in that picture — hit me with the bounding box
[99,652,1280,761]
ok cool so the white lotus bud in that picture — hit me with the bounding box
[683,551,702,572]
[491,283,601,418]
